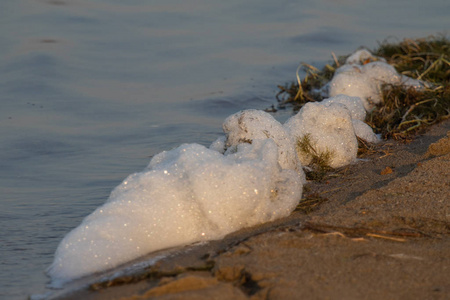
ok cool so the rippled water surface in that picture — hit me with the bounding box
[0,0,448,298]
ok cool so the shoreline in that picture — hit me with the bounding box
[44,118,449,300]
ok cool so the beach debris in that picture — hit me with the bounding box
[295,193,328,214]
[388,253,424,260]
[380,166,393,175]
[277,36,450,139]
[303,222,426,241]
[366,233,406,242]
[321,56,429,112]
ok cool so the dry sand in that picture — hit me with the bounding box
[52,119,450,300]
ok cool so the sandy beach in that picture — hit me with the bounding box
[51,119,450,300]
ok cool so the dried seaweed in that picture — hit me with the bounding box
[296,134,334,180]
[295,193,329,214]
[275,35,450,140]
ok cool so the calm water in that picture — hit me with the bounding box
[0,0,448,299]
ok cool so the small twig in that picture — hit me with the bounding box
[294,63,304,101]
[322,231,347,238]
[399,117,433,134]
[398,118,421,130]
[320,231,367,242]
[441,57,450,66]
[331,52,339,67]
[301,63,320,73]
[303,222,426,239]
[379,149,393,159]
[366,233,406,242]
[417,54,443,80]
[401,98,435,122]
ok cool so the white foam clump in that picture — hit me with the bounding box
[324,49,428,111]
[344,48,386,65]
[320,94,379,143]
[48,140,303,283]
[320,94,366,121]
[352,119,380,144]
[284,101,358,168]
[219,109,305,180]
[328,62,399,111]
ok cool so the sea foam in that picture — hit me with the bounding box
[284,101,359,168]
[221,109,306,181]
[47,140,302,282]
[49,48,407,284]
[323,50,428,111]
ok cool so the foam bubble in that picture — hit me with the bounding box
[48,140,302,282]
[209,135,226,153]
[345,48,386,65]
[284,102,358,168]
[327,51,429,111]
[352,119,380,144]
[222,109,305,179]
[320,94,366,121]
[328,64,379,111]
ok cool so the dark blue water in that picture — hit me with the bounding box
[0,0,448,299]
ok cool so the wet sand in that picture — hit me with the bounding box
[51,119,450,300]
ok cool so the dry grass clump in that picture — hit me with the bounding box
[296,134,334,180]
[366,83,449,139]
[369,36,450,139]
[275,35,450,140]
[276,61,342,108]
[295,192,328,214]
[375,36,450,83]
